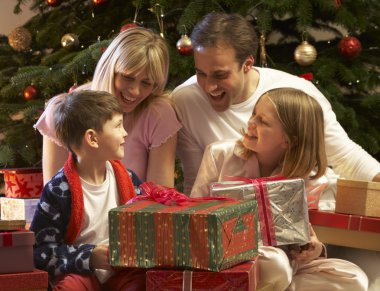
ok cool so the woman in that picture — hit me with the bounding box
[35,27,181,187]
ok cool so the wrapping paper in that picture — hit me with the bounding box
[0,197,25,220]
[0,168,43,198]
[210,177,310,246]
[309,210,380,233]
[146,258,259,291]
[0,269,48,291]
[109,199,258,271]
[0,220,26,231]
[0,198,39,222]
[336,179,380,218]
[0,230,35,273]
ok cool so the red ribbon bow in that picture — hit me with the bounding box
[128,182,234,206]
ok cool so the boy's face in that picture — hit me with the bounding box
[96,113,127,160]
[194,45,253,112]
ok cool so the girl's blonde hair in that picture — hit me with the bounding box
[238,88,327,179]
[91,27,169,117]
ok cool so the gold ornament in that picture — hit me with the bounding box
[294,41,317,66]
[61,33,79,49]
[8,27,32,52]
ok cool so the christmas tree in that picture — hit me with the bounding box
[0,0,379,170]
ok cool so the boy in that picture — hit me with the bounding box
[30,90,145,290]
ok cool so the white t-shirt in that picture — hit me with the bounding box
[75,161,118,283]
[172,67,380,194]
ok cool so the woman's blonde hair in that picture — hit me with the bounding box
[91,27,169,117]
[238,88,327,179]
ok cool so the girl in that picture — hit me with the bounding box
[35,27,181,187]
[191,88,368,291]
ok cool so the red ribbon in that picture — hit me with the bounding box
[128,181,235,206]
[2,232,13,247]
[223,175,286,246]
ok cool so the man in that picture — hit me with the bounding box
[172,12,380,194]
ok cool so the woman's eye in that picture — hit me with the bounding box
[142,81,153,87]
[123,75,134,81]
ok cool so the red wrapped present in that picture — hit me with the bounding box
[210,177,310,247]
[0,168,43,198]
[309,210,380,251]
[0,269,48,291]
[0,230,35,273]
[308,209,380,233]
[109,189,258,271]
[335,179,380,218]
[146,258,259,291]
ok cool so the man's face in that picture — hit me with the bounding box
[194,45,253,112]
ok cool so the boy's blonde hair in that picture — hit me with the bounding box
[54,90,123,152]
[91,27,170,117]
[239,88,327,179]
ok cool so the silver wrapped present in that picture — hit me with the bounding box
[210,177,310,246]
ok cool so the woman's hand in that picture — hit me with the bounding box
[89,244,111,270]
[290,224,324,264]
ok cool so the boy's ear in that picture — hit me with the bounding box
[84,129,99,148]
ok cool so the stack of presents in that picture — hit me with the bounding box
[1,167,379,290]
[0,168,48,291]
[309,179,380,251]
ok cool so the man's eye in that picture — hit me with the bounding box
[215,74,228,79]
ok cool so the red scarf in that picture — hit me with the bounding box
[63,154,136,244]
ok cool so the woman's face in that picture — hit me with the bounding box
[114,68,155,113]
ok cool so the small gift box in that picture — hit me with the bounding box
[335,179,380,218]
[0,230,35,274]
[0,269,48,291]
[109,182,259,272]
[210,177,310,246]
[0,198,25,220]
[0,197,39,222]
[0,168,43,198]
[146,258,259,291]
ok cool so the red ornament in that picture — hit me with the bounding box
[46,0,61,7]
[338,36,362,59]
[23,85,38,100]
[120,23,139,32]
[92,0,107,6]
[176,34,193,56]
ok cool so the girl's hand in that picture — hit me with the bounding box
[290,224,324,264]
[89,244,111,270]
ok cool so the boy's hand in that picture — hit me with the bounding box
[90,244,111,270]
[290,224,323,264]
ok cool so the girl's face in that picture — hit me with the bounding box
[114,68,155,113]
[243,95,288,156]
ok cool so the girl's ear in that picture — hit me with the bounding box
[284,135,298,149]
[84,129,99,148]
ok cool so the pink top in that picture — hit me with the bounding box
[34,94,182,182]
